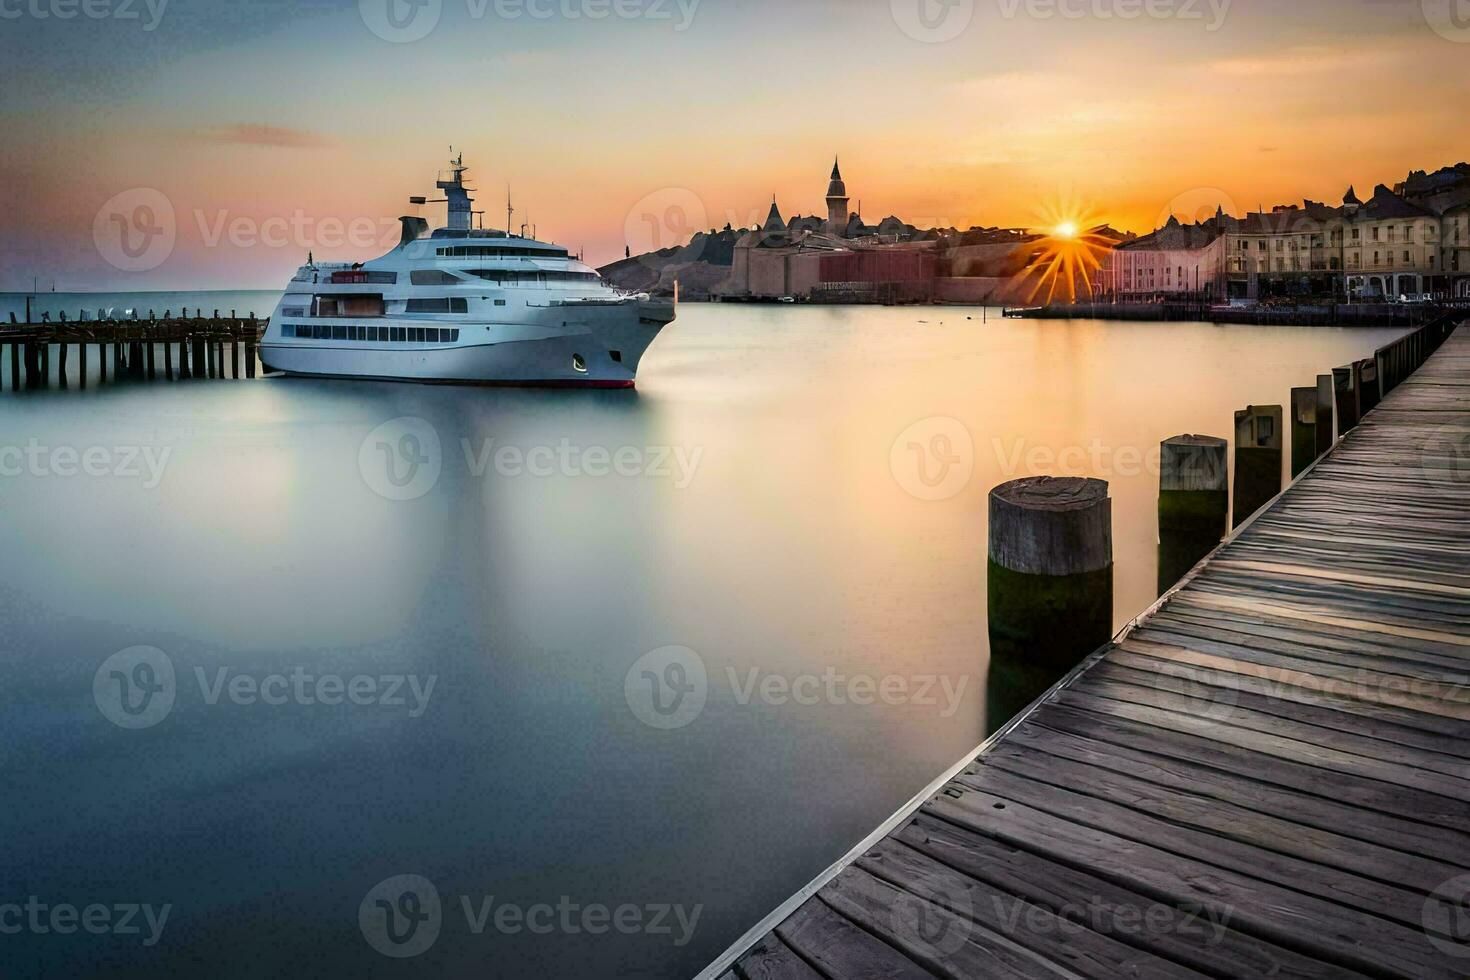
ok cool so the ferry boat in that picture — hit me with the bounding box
[260,153,675,387]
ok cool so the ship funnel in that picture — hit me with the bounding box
[398,215,429,246]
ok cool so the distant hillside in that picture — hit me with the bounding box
[599,228,740,300]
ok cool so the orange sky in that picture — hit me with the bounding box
[2,0,1468,290]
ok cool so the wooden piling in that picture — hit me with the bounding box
[39,341,50,387]
[7,343,16,391]
[79,342,87,388]
[1356,358,1381,415]
[988,477,1112,667]
[1159,435,1228,534]
[1315,374,1335,458]
[146,338,156,380]
[58,341,68,387]
[987,476,1113,732]
[1157,434,1228,594]
[98,341,107,383]
[1290,386,1317,478]
[1332,365,1359,434]
[192,333,206,377]
[1232,406,1282,529]
[163,338,173,380]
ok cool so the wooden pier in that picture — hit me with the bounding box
[706,320,1470,978]
[0,312,264,389]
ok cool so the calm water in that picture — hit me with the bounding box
[0,299,1404,978]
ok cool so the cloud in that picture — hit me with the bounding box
[1210,45,1396,77]
[193,124,335,148]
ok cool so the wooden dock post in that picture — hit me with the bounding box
[145,337,156,380]
[987,477,1112,731]
[1290,387,1317,478]
[180,337,192,379]
[98,340,107,383]
[206,335,216,378]
[8,343,16,391]
[1315,374,1335,458]
[1332,365,1359,434]
[1157,434,1228,594]
[39,340,50,387]
[58,340,68,387]
[245,315,258,378]
[163,337,173,380]
[1356,357,1380,415]
[1233,406,1282,529]
[79,341,87,388]
[192,332,206,378]
[112,338,124,378]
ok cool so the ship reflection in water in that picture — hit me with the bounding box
[0,304,1404,977]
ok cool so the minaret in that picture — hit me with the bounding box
[826,157,849,232]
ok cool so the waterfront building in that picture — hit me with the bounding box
[1110,213,1229,302]
[714,157,949,301]
[1112,176,1460,304]
[1442,201,1470,299]
[1342,184,1440,301]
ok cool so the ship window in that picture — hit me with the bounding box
[494,299,507,306]
[405,298,468,314]
[411,270,461,285]
[448,330,459,342]
[425,328,440,342]
[332,326,347,340]
[436,245,570,259]
[391,328,405,341]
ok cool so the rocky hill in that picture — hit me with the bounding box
[598,228,740,300]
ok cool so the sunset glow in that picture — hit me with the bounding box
[2,0,1467,290]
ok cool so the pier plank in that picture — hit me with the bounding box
[719,321,1470,979]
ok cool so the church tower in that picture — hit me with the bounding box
[826,157,850,232]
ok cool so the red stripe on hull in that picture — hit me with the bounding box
[262,367,635,389]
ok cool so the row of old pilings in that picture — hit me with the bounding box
[981,315,1458,735]
[0,314,261,390]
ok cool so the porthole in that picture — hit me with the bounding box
[572,354,588,374]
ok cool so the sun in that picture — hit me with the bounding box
[1055,221,1079,239]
